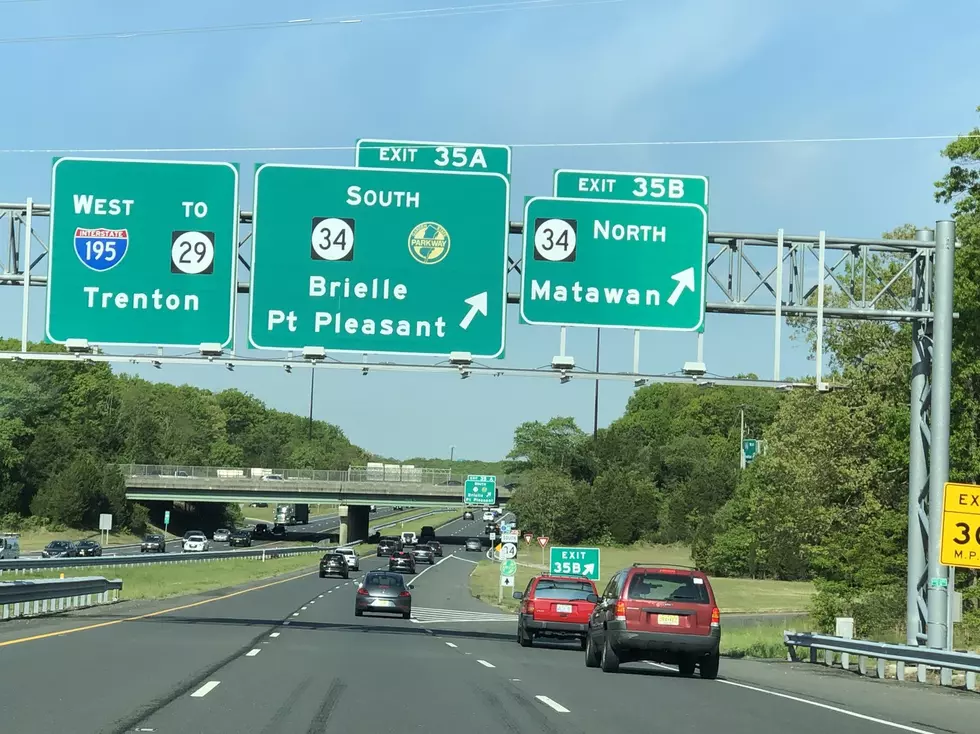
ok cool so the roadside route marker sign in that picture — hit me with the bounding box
[519,196,707,331]
[940,481,980,569]
[248,164,509,357]
[46,157,239,348]
[355,139,512,177]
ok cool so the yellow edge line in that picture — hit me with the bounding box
[0,567,319,648]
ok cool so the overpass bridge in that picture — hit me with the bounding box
[121,464,514,544]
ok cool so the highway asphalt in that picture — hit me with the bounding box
[0,515,974,734]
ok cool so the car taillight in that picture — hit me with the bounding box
[615,600,626,621]
[711,607,720,627]
[399,590,410,597]
[357,587,369,596]
[526,603,535,614]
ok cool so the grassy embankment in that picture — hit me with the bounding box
[16,509,462,601]
[469,542,816,658]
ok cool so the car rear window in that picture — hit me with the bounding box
[367,574,403,587]
[533,579,595,600]
[627,572,710,604]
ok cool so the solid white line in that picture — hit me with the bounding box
[190,681,220,698]
[245,649,261,657]
[445,642,458,648]
[477,659,495,668]
[269,632,280,638]
[412,553,454,584]
[535,695,569,713]
[717,680,939,734]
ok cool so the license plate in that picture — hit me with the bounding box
[373,600,393,607]
[556,604,573,614]
[657,614,680,626]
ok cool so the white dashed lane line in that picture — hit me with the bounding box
[191,681,221,698]
[477,659,495,668]
[245,649,261,657]
[536,696,569,713]
[292,612,299,617]
[270,632,280,638]
[445,642,457,648]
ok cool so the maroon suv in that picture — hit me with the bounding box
[584,564,720,679]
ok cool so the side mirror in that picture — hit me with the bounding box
[408,584,415,590]
[586,593,600,604]
[512,591,523,600]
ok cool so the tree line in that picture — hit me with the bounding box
[504,108,980,638]
[0,341,370,535]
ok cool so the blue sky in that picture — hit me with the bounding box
[0,0,976,461]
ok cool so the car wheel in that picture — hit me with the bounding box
[343,573,349,579]
[518,624,532,648]
[584,634,600,668]
[600,638,620,673]
[402,611,411,620]
[319,573,325,578]
[355,609,363,617]
[700,652,720,680]
[579,636,588,651]
[678,655,696,677]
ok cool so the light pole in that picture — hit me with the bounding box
[449,445,455,482]
[307,366,315,441]
[739,407,745,469]
[593,329,601,439]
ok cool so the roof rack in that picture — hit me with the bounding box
[631,562,698,570]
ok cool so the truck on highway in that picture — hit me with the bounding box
[274,504,309,525]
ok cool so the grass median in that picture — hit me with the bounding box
[17,552,321,601]
[6,526,159,553]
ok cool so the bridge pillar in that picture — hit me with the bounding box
[338,505,370,547]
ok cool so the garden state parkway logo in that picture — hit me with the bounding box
[408,221,450,265]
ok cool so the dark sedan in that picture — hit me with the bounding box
[140,534,166,553]
[376,538,400,557]
[411,545,435,565]
[355,571,413,619]
[42,540,77,558]
[228,530,251,547]
[75,540,102,557]
[320,553,349,579]
[426,540,443,557]
[388,550,416,574]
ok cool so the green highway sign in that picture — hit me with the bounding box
[464,475,497,505]
[248,164,509,357]
[355,139,511,176]
[520,197,707,331]
[500,559,517,576]
[743,438,759,463]
[554,169,708,206]
[163,510,170,525]
[46,158,239,348]
[550,546,601,581]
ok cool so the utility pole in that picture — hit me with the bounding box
[739,408,746,470]
[593,329,601,439]
[307,366,315,441]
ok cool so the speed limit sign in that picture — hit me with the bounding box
[533,218,576,262]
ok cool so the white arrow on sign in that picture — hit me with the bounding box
[666,267,696,307]
[459,292,488,330]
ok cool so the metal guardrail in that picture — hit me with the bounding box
[784,631,980,691]
[1,576,123,620]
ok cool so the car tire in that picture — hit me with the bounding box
[584,634,600,668]
[402,611,411,620]
[700,652,720,680]
[343,573,349,579]
[579,636,588,651]
[518,624,532,647]
[319,573,325,578]
[600,638,620,673]
[355,609,363,617]
[678,655,697,677]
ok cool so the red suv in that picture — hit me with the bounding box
[584,564,720,679]
[514,575,600,649]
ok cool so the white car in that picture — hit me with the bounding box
[213,528,231,543]
[262,474,284,481]
[483,511,495,522]
[335,547,360,571]
[182,534,210,552]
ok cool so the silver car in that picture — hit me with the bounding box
[411,545,435,565]
[355,572,414,619]
[213,528,231,543]
[465,537,482,552]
